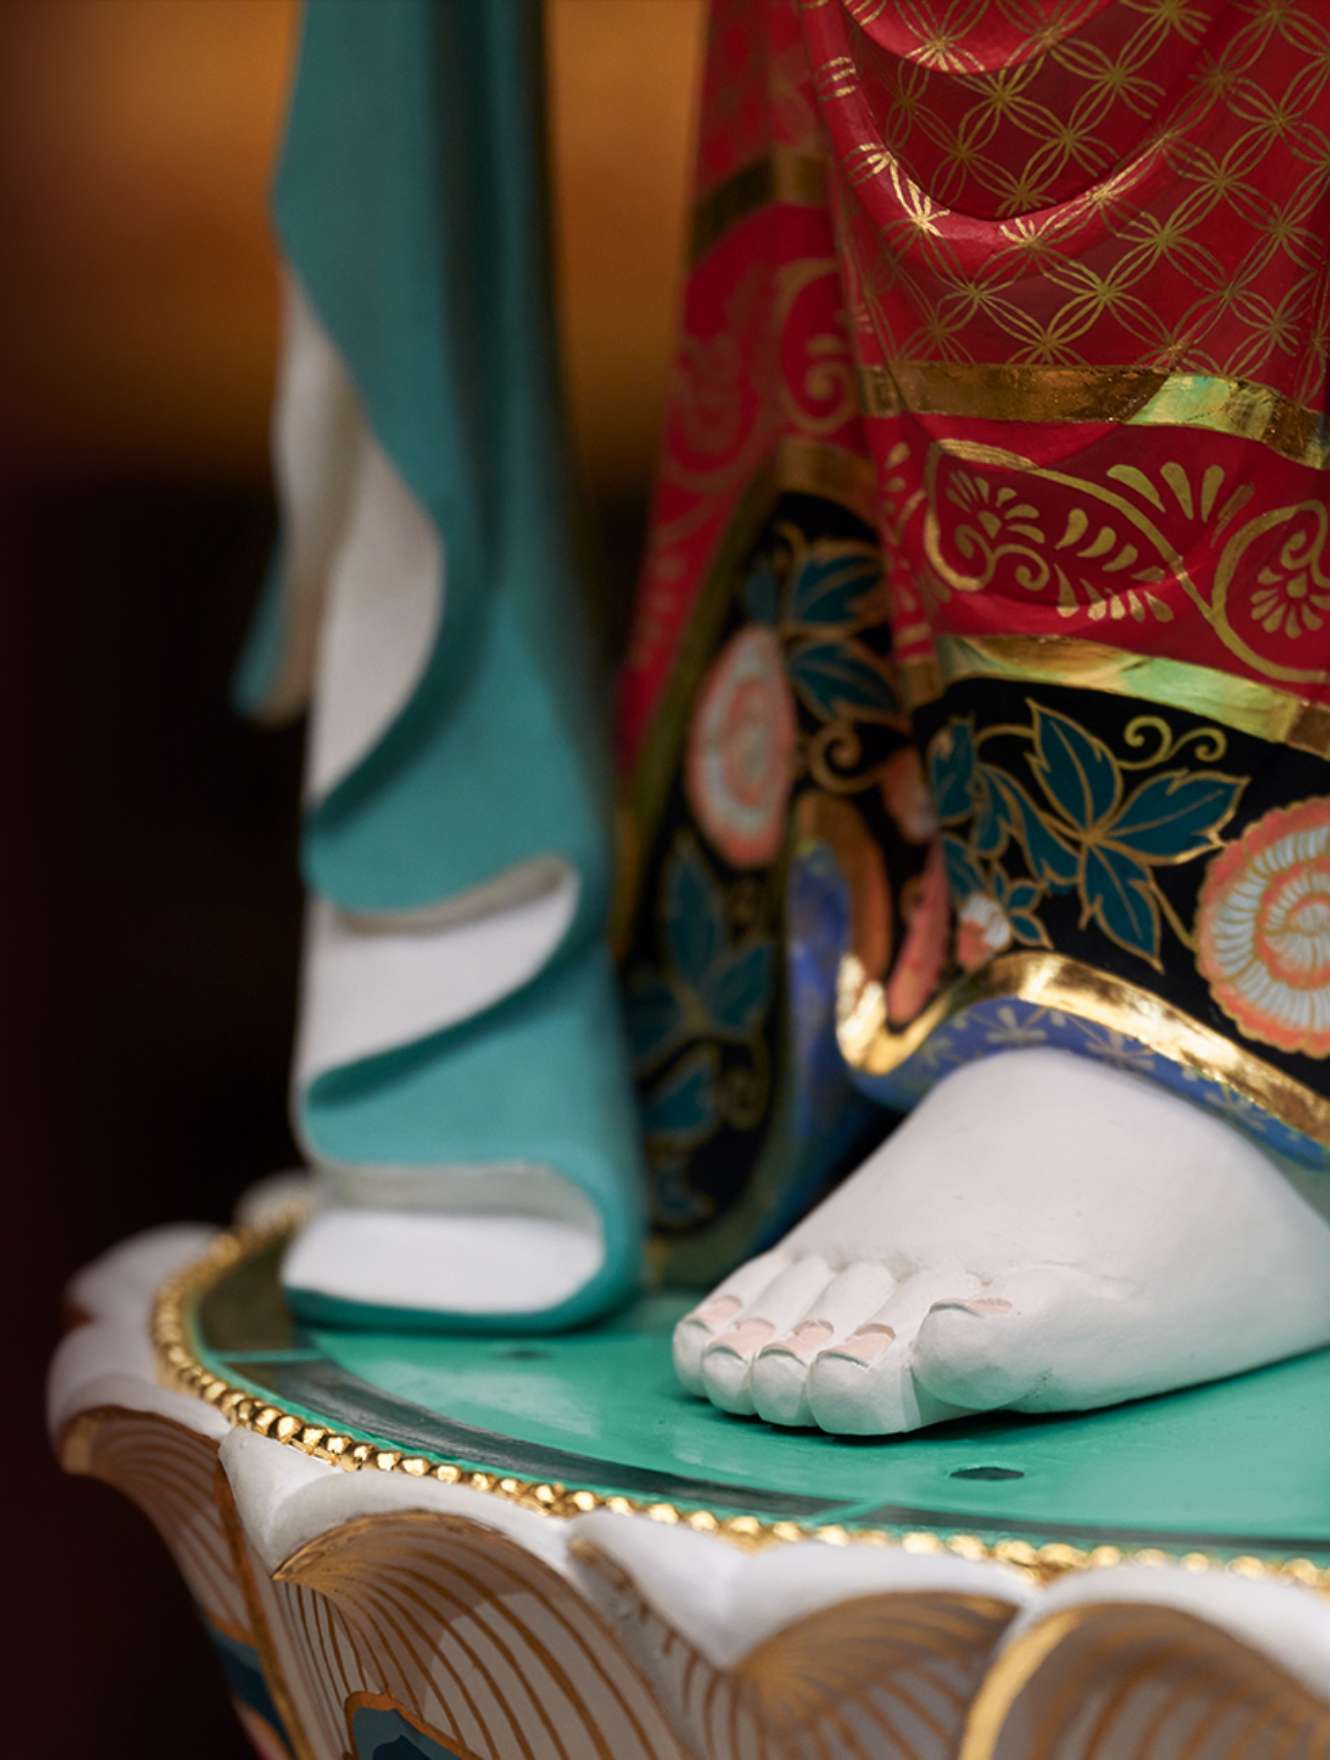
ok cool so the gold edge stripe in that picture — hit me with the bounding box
[839,948,1330,1143]
[778,436,878,528]
[147,1219,1330,1593]
[857,363,1328,473]
[690,150,828,264]
[915,633,1330,759]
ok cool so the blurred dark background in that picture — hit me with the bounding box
[9,2,702,1751]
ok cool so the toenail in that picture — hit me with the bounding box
[764,1320,831,1362]
[709,1319,773,1358]
[828,1323,895,1364]
[935,1298,1012,1317]
[689,1294,742,1329]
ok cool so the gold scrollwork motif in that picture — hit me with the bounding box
[776,257,860,439]
[1116,715,1227,771]
[923,440,1330,687]
[1213,496,1330,664]
[807,717,891,794]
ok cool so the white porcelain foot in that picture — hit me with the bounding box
[673,1048,1330,1434]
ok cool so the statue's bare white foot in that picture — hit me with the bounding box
[673,1048,1330,1435]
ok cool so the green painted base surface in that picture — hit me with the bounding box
[196,1243,1330,1561]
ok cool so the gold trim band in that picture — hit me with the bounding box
[858,362,1327,473]
[686,151,1325,472]
[690,150,828,264]
[151,1221,1330,1592]
[839,949,1330,1146]
[902,633,1330,759]
[778,435,877,526]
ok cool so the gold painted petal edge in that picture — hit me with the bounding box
[151,1219,1330,1593]
[957,1602,1330,1760]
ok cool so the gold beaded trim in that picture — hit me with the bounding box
[152,1220,1330,1593]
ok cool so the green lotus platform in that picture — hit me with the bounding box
[189,1235,1330,1568]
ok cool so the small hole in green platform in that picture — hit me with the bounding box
[494,1347,550,1361]
[950,1465,1024,1481]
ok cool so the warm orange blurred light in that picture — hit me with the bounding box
[4,0,703,492]
[550,0,704,498]
[2,0,299,482]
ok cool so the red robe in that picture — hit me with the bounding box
[618,0,1330,1277]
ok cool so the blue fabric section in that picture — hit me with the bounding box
[765,826,1330,1174]
[738,841,877,1253]
[852,997,1330,1172]
[256,0,644,1327]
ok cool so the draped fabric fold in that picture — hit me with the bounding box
[240,0,644,1329]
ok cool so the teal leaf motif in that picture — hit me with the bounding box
[704,941,773,1033]
[1008,879,1041,914]
[790,552,881,626]
[972,770,1013,856]
[643,1048,717,1141]
[929,720,975,822]
[744,563,781,626]
[943,834,984,903]
[1029,704,1119,829]
[666,842,721,990]
[624,974,683,1066]
[789,642,897,719]
[1107,770,1244,861]
[1009,909,1051,947]
[991,772,1081,889]
[1083,844,1159,961]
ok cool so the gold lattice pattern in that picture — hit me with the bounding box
[818,0,1330,401]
